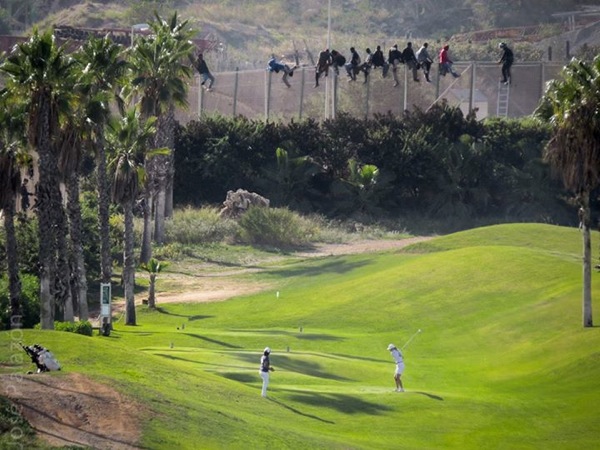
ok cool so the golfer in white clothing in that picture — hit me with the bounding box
[259,347,274,397]
[387,344,405,392]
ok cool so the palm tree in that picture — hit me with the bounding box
[536,56,600,328]
[139,258,169,309]
[60,36,129,321]
[127,12,195,256]
[1,29,76,329]
[0,93,27,328]
[106,109,160,326]
[74,36,128,289]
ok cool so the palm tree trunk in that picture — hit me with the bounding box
[148,273,156,309]
[36,181,55,329]
[35,94,57,330]
[140,185,153,264]
[52,180,73,323]
[95,130,113,285]
[581,195,593,327]
[153,107,175,244]
[3,197,23,328]
[154,187,167,245]
[67,172,88,320]
[124,200,137,326]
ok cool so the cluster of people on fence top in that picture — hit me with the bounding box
[264,42,514,88]
[194,42,513,91]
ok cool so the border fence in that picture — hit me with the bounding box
[179,61,567,123]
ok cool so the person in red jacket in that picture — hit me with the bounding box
[439,44,460,78]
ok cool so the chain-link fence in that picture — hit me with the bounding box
[177,61,567,123]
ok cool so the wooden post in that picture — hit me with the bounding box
[265,70,272,121]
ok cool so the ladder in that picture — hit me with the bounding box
[496,81,510,117]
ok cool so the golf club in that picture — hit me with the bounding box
[401,329,422,351]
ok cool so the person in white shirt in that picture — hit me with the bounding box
[387,343,405,392]
[259,347,274,397]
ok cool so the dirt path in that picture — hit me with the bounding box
[5,237,430,449]
[1,372,143,449]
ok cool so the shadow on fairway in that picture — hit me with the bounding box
[412,391,444,401]
[236,354,351,381]
[155,307,214,321]
[286,391,392,415]
[266,258,372,278]
[229,329,345,342]
[181,333,241,348]
[268,398,335,424]
[220,372,256,383]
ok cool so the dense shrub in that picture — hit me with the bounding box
[52,321,93,336]
[237,206,318,248]
[0,274,40,329]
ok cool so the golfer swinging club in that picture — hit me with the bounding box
[259,347,275,397]
[387,343,405,392]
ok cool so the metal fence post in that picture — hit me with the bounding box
[332,71,338,119]
[299,67,305,120]
[469,62,475,114]
[265,70,272,121]
[403,64,408,112]
[364,75,370,120]
[197,76,204,117]
[233,67,239,116]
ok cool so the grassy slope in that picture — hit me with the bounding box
[2,223,600,449]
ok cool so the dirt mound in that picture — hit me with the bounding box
[1,372,143,449]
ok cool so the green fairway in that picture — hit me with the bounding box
[2,223,600,449]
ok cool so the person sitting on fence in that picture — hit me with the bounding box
[402,42,420,82]
[371,45,389,78]
[345,47,361,81]
[360,47,374,83]
[267,55,297,88]
[416,42,433,83]
[315,48,332,87]
[439,44,460,78]
[388,44,404,87]
[330,50,347,76]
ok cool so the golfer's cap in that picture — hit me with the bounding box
[264,347,271,354]
[387,344,396,351]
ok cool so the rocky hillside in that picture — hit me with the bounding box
[2,0,598,68]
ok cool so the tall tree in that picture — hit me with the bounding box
[536,56,600,328]
[107,109,160,326]
[0,92,26,328]
[127,11,195,257]
[1,29,76,329]
[71,36,129,318]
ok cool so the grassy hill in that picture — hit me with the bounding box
[1,223,600,448]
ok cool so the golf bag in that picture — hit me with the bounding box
[21,343,61,373]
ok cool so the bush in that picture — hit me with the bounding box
[0,274,40,330]
[237,206,317,248]
[165,206,239,245]
[53,321,93,336]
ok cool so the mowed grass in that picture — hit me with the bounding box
[2,223,600,449]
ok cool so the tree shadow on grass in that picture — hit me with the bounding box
[235,353,351,381]
[229,329,345,342]
[412,391,444,401]
[284,391,392,415]
[155,307,214,321]
[268,397,335,424]
[181,333,241,348]
[265,258,372,278]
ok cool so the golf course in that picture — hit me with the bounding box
[2,222,599,449]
